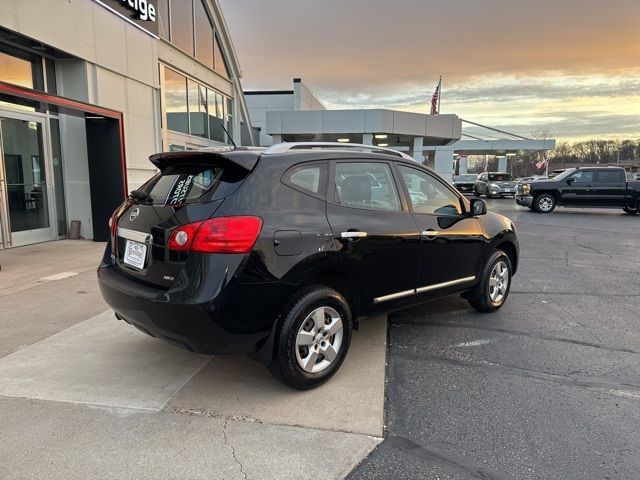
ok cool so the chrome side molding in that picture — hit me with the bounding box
[374,289,415,304]
[416,276,476,294]
[374,276,477,303]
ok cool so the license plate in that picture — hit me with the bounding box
[123,240,147,269]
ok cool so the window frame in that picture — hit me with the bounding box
[281,161,329,201]
[393,163,468,217]
[327,159,407,213]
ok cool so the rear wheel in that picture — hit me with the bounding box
[269,286,352,390]
[533,194,556,213]
[468,250,512,313]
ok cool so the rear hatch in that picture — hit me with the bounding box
[112,150,258,288]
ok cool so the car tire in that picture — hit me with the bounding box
[269,286,353,390]
[533,194,556,213]
[623,206,639,215]
[468,250,512,313]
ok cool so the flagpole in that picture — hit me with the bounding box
[438,76,442,114]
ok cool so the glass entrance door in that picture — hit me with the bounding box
[0,116,55,248]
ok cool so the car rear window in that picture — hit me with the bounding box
[488,173,513,181]
[456,175,476,182]
[143,164,245,205]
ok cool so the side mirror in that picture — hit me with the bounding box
[470,198,488,216]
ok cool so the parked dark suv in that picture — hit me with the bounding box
[98,143,519,389]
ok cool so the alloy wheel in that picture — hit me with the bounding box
[295,306,344,374]
[488,260,509,305]
[538,197,554,212]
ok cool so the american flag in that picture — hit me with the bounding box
[430,77,442,115]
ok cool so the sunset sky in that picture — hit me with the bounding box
[219,0,640,142]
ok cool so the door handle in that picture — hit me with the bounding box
[421,229,441,239]
[341,231,368,239]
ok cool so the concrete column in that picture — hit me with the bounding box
[434,148,455,182]
[411,137,424,162]
[362,133,373,145]
[497,156,507,172]
[272,134,282,144]
[458,156,468,174]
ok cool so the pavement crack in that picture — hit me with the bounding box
[223,417,249,480]
[573,234,612,257]
[392,321,640,355]
[394,350,640,399]
[385,435,501,479]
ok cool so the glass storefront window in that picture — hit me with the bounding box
[0,51,33,89]
[194,0,214,69]
[1,119,50,233]
[214,35,229,78]
[226,97,233,142]
[163,66,232,144]
[164,69,189,135]
[157,0,170,40]
[170,0,194,56]
[188,79,207,138]
[208,89,224,142]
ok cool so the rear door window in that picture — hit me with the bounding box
[596,170,624,184]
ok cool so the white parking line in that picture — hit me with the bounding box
[39,271,79,281]
[455,338,497,348]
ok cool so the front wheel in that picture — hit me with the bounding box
[468,251,512,313]
[534,194,556,213]
[269,286,353,390]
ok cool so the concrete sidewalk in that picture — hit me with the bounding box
[0,240,386,479]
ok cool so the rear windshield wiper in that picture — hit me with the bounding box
[129,189,154,205]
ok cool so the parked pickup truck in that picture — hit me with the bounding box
[516,167,640,214]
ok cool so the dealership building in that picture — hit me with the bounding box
[0,0,254,248]
[246,79,556,181]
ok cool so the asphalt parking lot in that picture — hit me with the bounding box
[0,199,639,479]
[350,199,640,479]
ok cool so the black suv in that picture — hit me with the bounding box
[98,143,519,389]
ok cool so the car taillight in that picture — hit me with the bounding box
[168,216,263,254]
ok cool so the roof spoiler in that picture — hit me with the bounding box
[149,149,261,171]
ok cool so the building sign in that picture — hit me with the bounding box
[95,0,159,37]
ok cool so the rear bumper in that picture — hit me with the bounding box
[515,195,534,207]
[98,264,293,356]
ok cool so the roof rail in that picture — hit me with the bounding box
[263,142,415,161]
